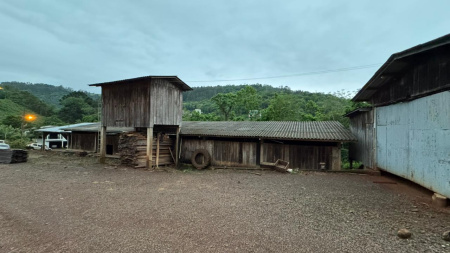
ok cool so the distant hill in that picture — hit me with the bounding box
[0,82,100,108]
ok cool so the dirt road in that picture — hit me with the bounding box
[0,152,449,252]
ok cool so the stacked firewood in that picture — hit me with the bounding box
[0,150,28,164]
[118,132,147,167]
[118,132,175,168]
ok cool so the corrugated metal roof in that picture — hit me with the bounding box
[61,122,134,133]
[181,121,356,142]
[88,75,192,91]
[35,123,96,133]
[353,33,450,102]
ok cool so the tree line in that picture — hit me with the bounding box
[183,85,363,127]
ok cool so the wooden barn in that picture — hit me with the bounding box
[348,34,450,198]
[180,121,356,170]
[89,76,192,167]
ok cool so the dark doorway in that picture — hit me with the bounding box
[106,145,113,155]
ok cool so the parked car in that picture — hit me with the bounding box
[26,143,51,151]
[0,143,10,150]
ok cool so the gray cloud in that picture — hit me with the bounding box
[0,0,449,94]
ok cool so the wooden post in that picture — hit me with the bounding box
[147,127,153,168]
[41,133,46,151]
[259,139,264,165]
[175,126,180,166]
[99,126,107,163]
[94,133,97,153]
[156,133,160,168]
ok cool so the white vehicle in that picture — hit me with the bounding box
[26,143,51,151]
[0,140,5,144]
[0,143,10,150]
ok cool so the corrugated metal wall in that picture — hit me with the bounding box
[349,110,374,168]
[376,91,450,197]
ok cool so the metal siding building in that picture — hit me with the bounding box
[350,34,450,198]
[376,92,450,197]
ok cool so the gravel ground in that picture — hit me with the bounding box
[0,151,449,253]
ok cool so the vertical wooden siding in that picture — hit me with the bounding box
[71,132,96,151]
[71,132,119,154]
[371,49,450,106]
[150,79,183,126]
[181,139,257,167]
[102,81,151,127]
[262,143,335,170]
[349,110,374,168]
[181,138,339,170]
[101,78,183,128]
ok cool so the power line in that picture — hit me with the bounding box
[186,63,382,83]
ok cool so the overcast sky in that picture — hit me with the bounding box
[0,1,449,94]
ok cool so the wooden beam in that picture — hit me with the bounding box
[147,127,153,168]
[175,126,180,166]
[99,126,107,163]
[41,133,46,151]
[156,133,160,168]
[259,139,264,165]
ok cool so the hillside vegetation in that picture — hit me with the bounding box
[184,84,356,127]
[1,82,100,108]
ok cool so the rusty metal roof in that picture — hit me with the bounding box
[181,121,356,142]
[88,75,192,91]
[353,33,450,102]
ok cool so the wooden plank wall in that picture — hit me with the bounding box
[349,110,374,168]
[371,48,450,106]
[262,143,335,170]
[181,139,257,167]
[71,132,119,154]
[181,138,339,170]
[71,132,96,152]
[150,79,183,126]
[102,81,151,127]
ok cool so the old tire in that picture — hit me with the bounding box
[191,149,211,170]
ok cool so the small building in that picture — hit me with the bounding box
[62,123,133,155]
[88,76,192,166]
[348,34,450,198]
[34,123,94,149]
[180,121,356,170]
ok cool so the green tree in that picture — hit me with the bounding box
[262,93,299,121]
[211,92,238,120]
[183,111,221,121]
[236,86,261,118]
[0,125,18,140]
[58,97,95,123]
[2,115,22,128]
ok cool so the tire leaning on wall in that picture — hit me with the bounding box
[191,149,211,170]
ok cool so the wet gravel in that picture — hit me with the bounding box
[0,152,449,252]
